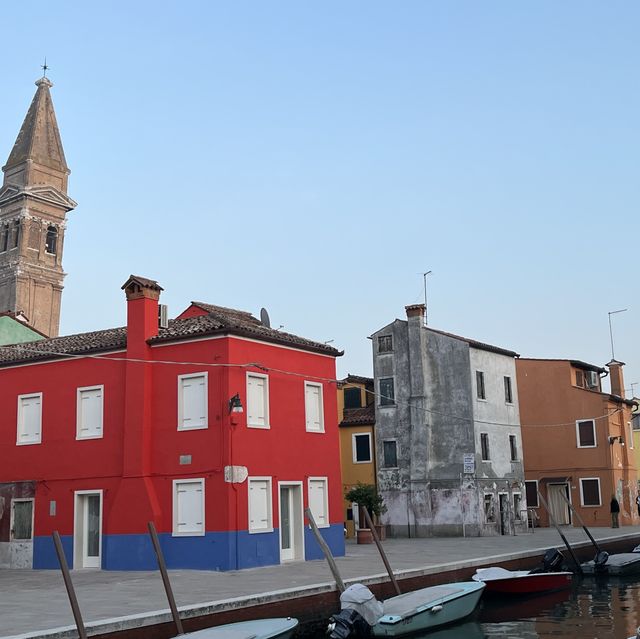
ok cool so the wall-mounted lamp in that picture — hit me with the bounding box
[229,393,244,414]
[608,435,625,446]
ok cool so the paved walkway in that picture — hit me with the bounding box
[2,526,640,638]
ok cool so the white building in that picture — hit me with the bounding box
[372,304,526,537]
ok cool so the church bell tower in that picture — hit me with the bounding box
[0,76,76,337]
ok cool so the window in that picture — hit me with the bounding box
[248,477,273,533]
[504,376,513,403]
[580,478,601,507]
[305,382,324,432]
[513,493,522,520]
[484,494,495,522]
[576,419,596,448]
[178,373,208,430]
[379,378,395,406]
[247,373,269,429]
[45,225,58,254]
[1,225,8,251]
[11,220,20,249]
[383,440,398,468]
[352,433,372,463]
[344,387,362,409]
[172,479,205,536]
[17,393,42,445]
[76,386,104,439]
[11,499,34,540]
[480,432,490,461]
[575,370,584,387]
[525,480,539,508]
[509,434,518,461]
[476,371,486,400]
[378,335,393,353]
[308,477,329,527]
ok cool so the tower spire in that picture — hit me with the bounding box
[0,77,76,337]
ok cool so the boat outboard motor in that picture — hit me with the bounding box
[530,548,565,573]
[594,550,609,573]
[327,584,383,639]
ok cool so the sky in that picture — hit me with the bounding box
[0,2,638,392]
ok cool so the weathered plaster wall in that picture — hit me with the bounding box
[469,347,523,480]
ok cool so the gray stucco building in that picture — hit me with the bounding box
[372,304,526,537]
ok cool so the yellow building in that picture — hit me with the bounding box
[338,375,376,537]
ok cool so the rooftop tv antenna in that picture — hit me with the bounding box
[260,307,271,328]
[423,271,432,325]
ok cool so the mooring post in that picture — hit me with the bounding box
[52,531,88,639]
[537,491,583,574]
[557,489,602,554]
[362,507,401,595]
[148,521,185,635]
[305,507,346,593]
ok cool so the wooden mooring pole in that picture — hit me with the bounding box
[362,508,401,595]
[52,530,88,639]
[305,507,345,593]
[148,521,185,635]
[537,491,583,574]
[557,489,602,554]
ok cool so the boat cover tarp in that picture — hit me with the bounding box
[473,567,530,581]
[340,584,385,625]
[182,617,297,639]
[382,585,463,618]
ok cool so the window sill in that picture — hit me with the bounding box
[76,434,104,441]
[577,444,597,449]
[249,527,274,535]
[177,424,208,431]
[353,459,373,464]
[171,531,206,537]
[306,429,326,434]
[378,404,397,409]
[16,439,41,446]
[247,423,270,430]
[476,398,487,403]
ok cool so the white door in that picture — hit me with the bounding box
[548,484,571,525]
[75,492,102,568]
[10,499,34,568]
[279,484,303,563]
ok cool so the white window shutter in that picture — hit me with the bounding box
[79,388,103,436]
[249,480,270,531]
[309,479,328,526]
[176,481,204,534]
[20,395,42,441]
[248,376,266,427]
[305,384,323,431]
[181,376,207,428]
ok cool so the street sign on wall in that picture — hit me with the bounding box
[463,453,475,474]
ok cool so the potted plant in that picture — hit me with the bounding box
[345,483,387,543]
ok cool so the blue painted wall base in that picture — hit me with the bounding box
[33,523,344,570]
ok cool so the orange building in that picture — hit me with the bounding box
[337,375,376,537]
[517,358,638,528]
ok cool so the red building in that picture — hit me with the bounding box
[0,276,344,570]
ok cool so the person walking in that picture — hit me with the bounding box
[636,493,640,517]
[610,495,620,528]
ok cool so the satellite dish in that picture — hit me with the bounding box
[260,307,271,328]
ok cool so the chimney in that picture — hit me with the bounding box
[405,303,426,323]
[607,359,625,398]
[121,275,163,352]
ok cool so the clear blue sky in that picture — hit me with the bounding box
[1,2,638,391]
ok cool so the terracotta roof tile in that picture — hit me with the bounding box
[0,303,341,367]
[340,404,375,426]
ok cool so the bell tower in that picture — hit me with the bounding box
[0,76,76,337]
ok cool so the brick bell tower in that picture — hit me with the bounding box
[0,76,76,337]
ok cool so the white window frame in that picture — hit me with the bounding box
[17,392,43,445]
[246,372,270,429]
[576,419,597,448]
[308,476,329,528]
[525,480,539,508]
[10,498,34,541]
[304,381,325,433]
[352,432,372,463]
[579,477,602,507]
[248,476,273,534]
[476,371,486,401]
[172,478,205,536]
[76,385,104,440]
[177,372,208,431]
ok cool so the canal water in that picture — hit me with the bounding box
[303,575,640,638]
